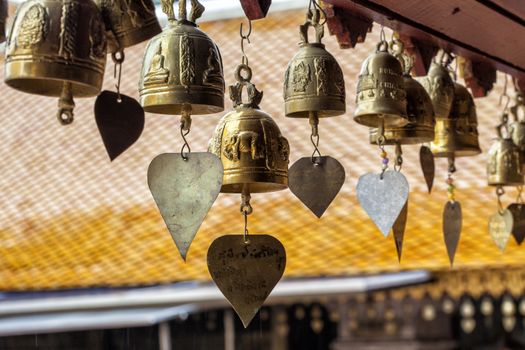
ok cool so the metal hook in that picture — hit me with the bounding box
[240,20,252,66]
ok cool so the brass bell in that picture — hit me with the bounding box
[509,91,525,152]
[370,53,435,145]
[283,8,345,119]
[0,0,7,43]
[487,122,523,187]
[96,0,161,53]
[209,64,290,193]
[431,82,482,157]
[354,41,408,128]
[5,0,107,124]
[139,0,225,115]
[416,61,455,120]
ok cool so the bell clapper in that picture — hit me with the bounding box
[447,156,456,203]
[57,82,75,126]
[240,185,253,244]
[112,50,125,103]
[180,103,192,161]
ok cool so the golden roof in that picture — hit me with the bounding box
[0,10,523,291]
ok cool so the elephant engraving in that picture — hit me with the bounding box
[223,130,264,162]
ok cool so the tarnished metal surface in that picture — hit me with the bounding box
[487,132,523,187]
[139,0,225,115]
[443,201,461,266]
[96,0,161,52]
[419,145,435,193]
[288,156,345,218]
[356,170,409,237]
[207,234,286,328]
[148,152,223,260]
[283,8,345,119]
[94,91,145,161]
[393,199,408,262]
[489,209,513,252]
[508,203,525,245]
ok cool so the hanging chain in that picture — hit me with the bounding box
[496,186,505,214]
[112,50,125,103]
[394,143,403,172]
[240,187,253,244]
[240,19,252,66]
[180,103,192,160]
[447,156,456,203]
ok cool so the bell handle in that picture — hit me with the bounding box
[299,8,324,44]
[178,0,205,23]
[161,0,176,21]
[229,64,263,108]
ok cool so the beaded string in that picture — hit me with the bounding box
[447,157,456,203]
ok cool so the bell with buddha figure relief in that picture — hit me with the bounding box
[4,0,107,125]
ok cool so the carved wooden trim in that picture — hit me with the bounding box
[323,3,372,49]
[239,0,271,20]
[459,58,497,98]
[398,35,438,77]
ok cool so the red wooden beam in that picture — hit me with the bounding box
[239,0,272,20]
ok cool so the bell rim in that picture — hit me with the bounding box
[431,148,482,158]
[353,114,409,128]
[220,181,289,194]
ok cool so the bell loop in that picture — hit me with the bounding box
[230,65,263,108]
[300,8,324,45]
[57,83,75,126]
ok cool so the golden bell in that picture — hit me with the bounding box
[431,82,482,157]
[96,0,161,53]
[209,65,290,194]
[4,0,107,124]
[0,0,7,43]
[139,0,224,115]
[370,72,435,145]
[416,62,455,119]
[509,91,525,151]
[487,124,523,187]
[354,41,408,128]
[283,9,345,118]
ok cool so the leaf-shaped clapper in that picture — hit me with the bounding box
[508,203,525,245]
[207,234,286,328]
[443,201,462,266]
[148,152,223,261]
[419,145,435,193]
[95,91,145,161]
[393,199,408,262]
[489,209,513,252]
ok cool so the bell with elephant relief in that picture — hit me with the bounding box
[139,0,225,117]
[487,117,523,187]
[369,43,435,145]
[4,0,107,125]
[353,30,408,129]
[209,64,290,194]
[96,0,161,53]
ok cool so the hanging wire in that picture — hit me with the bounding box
[240,188,253,244]
[240,19,252,66]
[180,127,191,161]
[180,104,192,160]
[310,133,321,163]
[496,186,505,214]
[394,143,403,172]
[517,186,524,205]
[112,50,125,103]
[377,120,388,179]
[499,74,511,110]
[379,25,386,43]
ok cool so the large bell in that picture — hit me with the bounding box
[283,9,345,118]
[487,123,523,187]
[5,0,107,124]
[509,91,525,153]
[431,82,482,157]
[354,41,408,128]
[370,59,435,145]
[209,65,290,193]
[96,0,161,53]
[139,0,224,115]
[416,61,455,120]
[0,0,7,43]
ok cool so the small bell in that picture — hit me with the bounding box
[5,0,107,125]
[209,64,290,193]
[354,36,408,128]
[139,0,225,115]
[487,119,524,187]
[0,0,7,43]
[509,91,525,167]
[370,44,434,145]
[431,82,482,157]
[96,0,161,53]
[416,60,455,120]
[284,8,345,119]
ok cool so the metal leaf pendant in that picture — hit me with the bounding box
[507,203,525,245]
[95,91,145,161]
[443,201,462,266]
[148,152,223,261]
[356,171,409,237]
[288,156,345,218]
[489,209,514,252]
[207,234,286,328]
[393,199,408,262]
[419,145,435,193]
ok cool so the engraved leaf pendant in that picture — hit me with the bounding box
[393,199,408,262]
[95,91,145,161]
[489,209,514,252]
[356,171,409,237]
[207,234,286,328]
[288,156,346,218]
[443,201,462,266]
[419,145,435,193]
[148,152,223,261]
[507,203,525,245]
